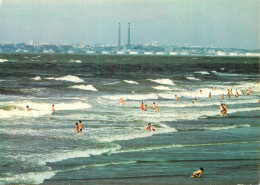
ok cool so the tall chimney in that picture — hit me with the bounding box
[127,22,130,48]
[118,22,121,49]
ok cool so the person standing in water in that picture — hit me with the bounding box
[78,120,83,133]
[155,106,159,112]
[192,98,197,103]
[247,87,251,95]
[52,104,55,111]
[144,105,148,111]
[221,94,224,100]
[208,92,211,99]
[152,102,156,110]
[140,102,144,110]
[227,92,231,98]
[26,105,30,112]
[75,122,79,133]
[235,89,239,98]
[175,94,178,101]
[220,103,227,116]
[118,98,124,105]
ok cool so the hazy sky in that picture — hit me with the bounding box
[0,0,259,49]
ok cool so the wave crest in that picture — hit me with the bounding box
[148,79,175,85]
[69,85,98,91]
[46,75,84,83]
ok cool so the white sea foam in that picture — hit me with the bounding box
[114,144,183,154]
[148,79,175,85]
[153,86,171,91]
[205,124,250,131]
[46,75,84,83]
[0,59,8,62]
[124,80,139,84]
[102,93,158,101]
[43,145,121,164]
[55,161,137,174]
[0,101,91,119]
[70,59,82,63]
[221,68,225,71]
[193,71,210,75]
[31,76,41,80]
[99,123,176,142]
[104,81,120,85]
[186,76,200,81]
[211,70,241,76]
[69,85,98,91]
[0,171,55,185]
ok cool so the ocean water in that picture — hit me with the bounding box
[0,54,259,185]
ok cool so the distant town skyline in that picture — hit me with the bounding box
[0,0,259,49]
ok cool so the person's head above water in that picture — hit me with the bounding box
[75,122,78,125]
[26,105,29,108]
[200,167,204,171]
[79,120,81,123]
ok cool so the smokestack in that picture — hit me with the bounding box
[118,22,121,49]
[127,22,130,48]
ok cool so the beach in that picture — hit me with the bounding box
[0,54,259,185]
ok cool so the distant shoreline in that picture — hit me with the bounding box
[0,53,259,65]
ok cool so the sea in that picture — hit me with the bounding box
[0,54,259,185]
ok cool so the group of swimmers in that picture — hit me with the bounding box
[75,120,83,133]
[140,102,159,112]
[25,104,55,112]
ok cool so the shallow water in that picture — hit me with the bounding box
[0,54,259,184]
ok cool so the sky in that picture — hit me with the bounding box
[0,0,259,49]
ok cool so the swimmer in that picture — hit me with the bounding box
[26,105,30,112]
[152,102,156,110]
[191,167,204,178]
[146,123,156,131]
[132,90,135,94]
[227,92,231,98]
[140,102,144,110]
[144,105,148,111]
[247,87,251,95]
[213,87,216,90]
[248,87,252,94]
[75,122,79,133]
[192,98,197,103]
[78,120,83,133]
[199,90,203,94]
[155,106,159,112]
[235,89,239,98]
[175,94,178,101]
[208,92,211,99]
[118,98,124,105]
[220,103,227,116]
[221,94,224,100]
[52,104,55,111]
[241,90,245,95]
